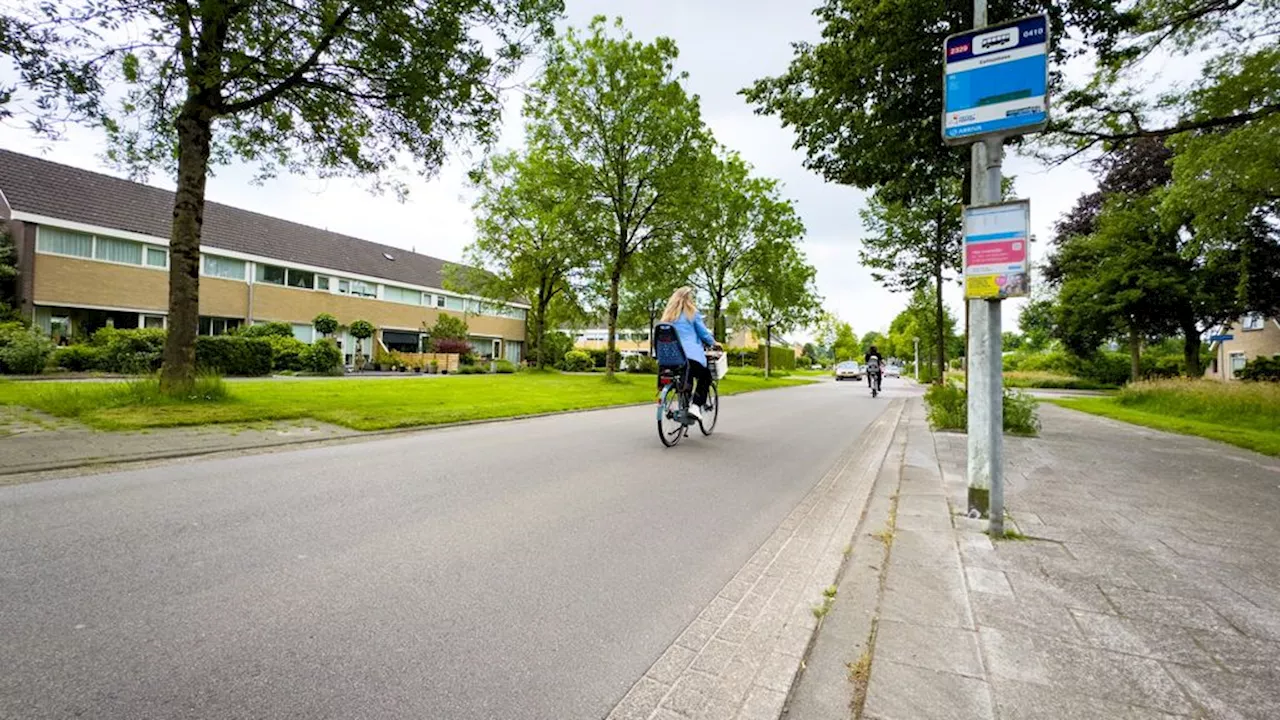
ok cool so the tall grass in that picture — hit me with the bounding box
[27,375,229,419]
[1114,379,1280,432]
[924,381,1041,436]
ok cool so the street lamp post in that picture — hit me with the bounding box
[913,336,920,382]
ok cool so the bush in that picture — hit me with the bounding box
[0,325,55,374]
[725,347,759,367]
[264,335,308,371]
[195,336,273,376]
[92,327,166,374]
[624,354,658,374]
[924,381,1040,436]
[431,338,475,365]
[456,363,488,375]
[301,339,344,375]
[562,350,593,372]
[241,321,294,338]
[494,359,517,374]
[1240,354,1280,382]
[313,313,339,337]
[756,345,796,372]
[587,348,621,369]
[428,314,469,345]
[51,344,105,372]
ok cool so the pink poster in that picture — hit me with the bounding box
[966,239,1026,267]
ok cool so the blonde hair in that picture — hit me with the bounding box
[661,286,698,323]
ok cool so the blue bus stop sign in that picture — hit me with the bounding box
[943,14,1050,144]
[1210,334,1234,342]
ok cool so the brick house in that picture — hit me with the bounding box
[1205,313,1280,381]
[0,150,527,365]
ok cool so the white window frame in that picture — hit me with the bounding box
[1229,352,1248,376]
[139,314,167,330]
[145,246,169,269]
[1242,313,1265,331]
[202,254,248,281]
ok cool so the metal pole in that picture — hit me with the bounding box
[966,0,1005,537]
[913,337,920,382]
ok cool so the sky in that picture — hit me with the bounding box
[0,0,1101,338]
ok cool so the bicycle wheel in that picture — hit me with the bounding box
[698,382,719,436]
[657,386,684,447]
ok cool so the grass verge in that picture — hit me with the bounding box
[0,372,811,432]
[947,371,1116,391]
[1052,398,1280,457]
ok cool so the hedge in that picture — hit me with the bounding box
[1240,354,1280,382]
[757,344,796,372]
[195,336,274,376]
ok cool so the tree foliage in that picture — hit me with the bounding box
[741,240,821,376]
[523,15,706,376]
[1,0,562,391]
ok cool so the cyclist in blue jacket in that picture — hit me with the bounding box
[660,286,720,420]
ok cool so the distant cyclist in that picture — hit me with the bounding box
[864,345,883,394]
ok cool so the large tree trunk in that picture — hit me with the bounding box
[605,265,622,378]
[711,288,726,343]
[533,303,547,369]
[159,105,214,393]
[1181,320,1203,377]
[1128,325,1141,384]
[934,271,946,384]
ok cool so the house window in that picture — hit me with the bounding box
[384,286,423,305]
[505,341,523,364]
[1230,352,1248,375]
[199,316,243,336]
[1242,313,1265,331]
[442,295,464,311]
[435,295,446,308]
[256,263,287,285]
[141,315,165,329]
[37,227,93,258]
[317,276,330,291]
[338,279,350,294]
[291,324,315,343]
[382,330,421,353]
[146,247,168,268]
[203,255,246,280]
[350,280,377,298]
[94,236,143,265]
[286,269,315,289]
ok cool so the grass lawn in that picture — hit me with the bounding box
[947,371,1116,391]
[1051,379,1280,457]
[0,372,812,432]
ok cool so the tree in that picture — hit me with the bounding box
[348,319,375,371]
[741,241,821,377]
[523,16,706,377]
[859,176,962,383]
[1017,297,1056,352]
[742,0,1120,202]
[859,331,885,356]
[313,313,339,338]
[2,0,562,391]
[429,315,469,344]
[620,244,688,357]
[832,322,859,364]
[465,149,590,369]
[686,149,804,342]
[887,286,957,381]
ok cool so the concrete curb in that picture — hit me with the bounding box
[605,398,907,720]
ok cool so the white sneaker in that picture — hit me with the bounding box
[687,404,703,421]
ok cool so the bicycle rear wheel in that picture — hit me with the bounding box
[698,382,719,436]
[657,386,684,447]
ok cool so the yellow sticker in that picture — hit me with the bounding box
[966,275,1001,299]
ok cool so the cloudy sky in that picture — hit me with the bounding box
[0,0,1099,337]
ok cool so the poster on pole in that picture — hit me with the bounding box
[964,200,1030,300]
[942,13,1049,144]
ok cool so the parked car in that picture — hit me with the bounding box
[885,363,902,378]
[834,361,862,381]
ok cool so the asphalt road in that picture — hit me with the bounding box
[0,376,909,720]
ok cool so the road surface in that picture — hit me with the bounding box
[1,377,909,720]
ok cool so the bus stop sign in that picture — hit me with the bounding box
[943,13,1050,144]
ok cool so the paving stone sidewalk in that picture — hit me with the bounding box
[790,399,1280,720]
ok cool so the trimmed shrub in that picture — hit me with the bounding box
[625,354,658,374]
[313,313,339,337]
[302,339,343,374]
[0,325,55,374]
[52,344,105,372]
[494,359,516,374]
[456,363,488,374]
[1240,354,1280,382]
[725,346,759,367]
[195,336,273,376]
[562,350,593,372]
[924,381,1041,436]
[264,335,308,371]
[241,321,294,338]
[92,328,166,373]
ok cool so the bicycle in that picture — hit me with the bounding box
[866,359,882,398]
[653,324,720,447]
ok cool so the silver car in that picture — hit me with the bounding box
[834,361,862,381]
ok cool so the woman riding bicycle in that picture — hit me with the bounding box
[660,286,720,421]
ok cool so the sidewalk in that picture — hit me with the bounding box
[788,399,1280,719]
